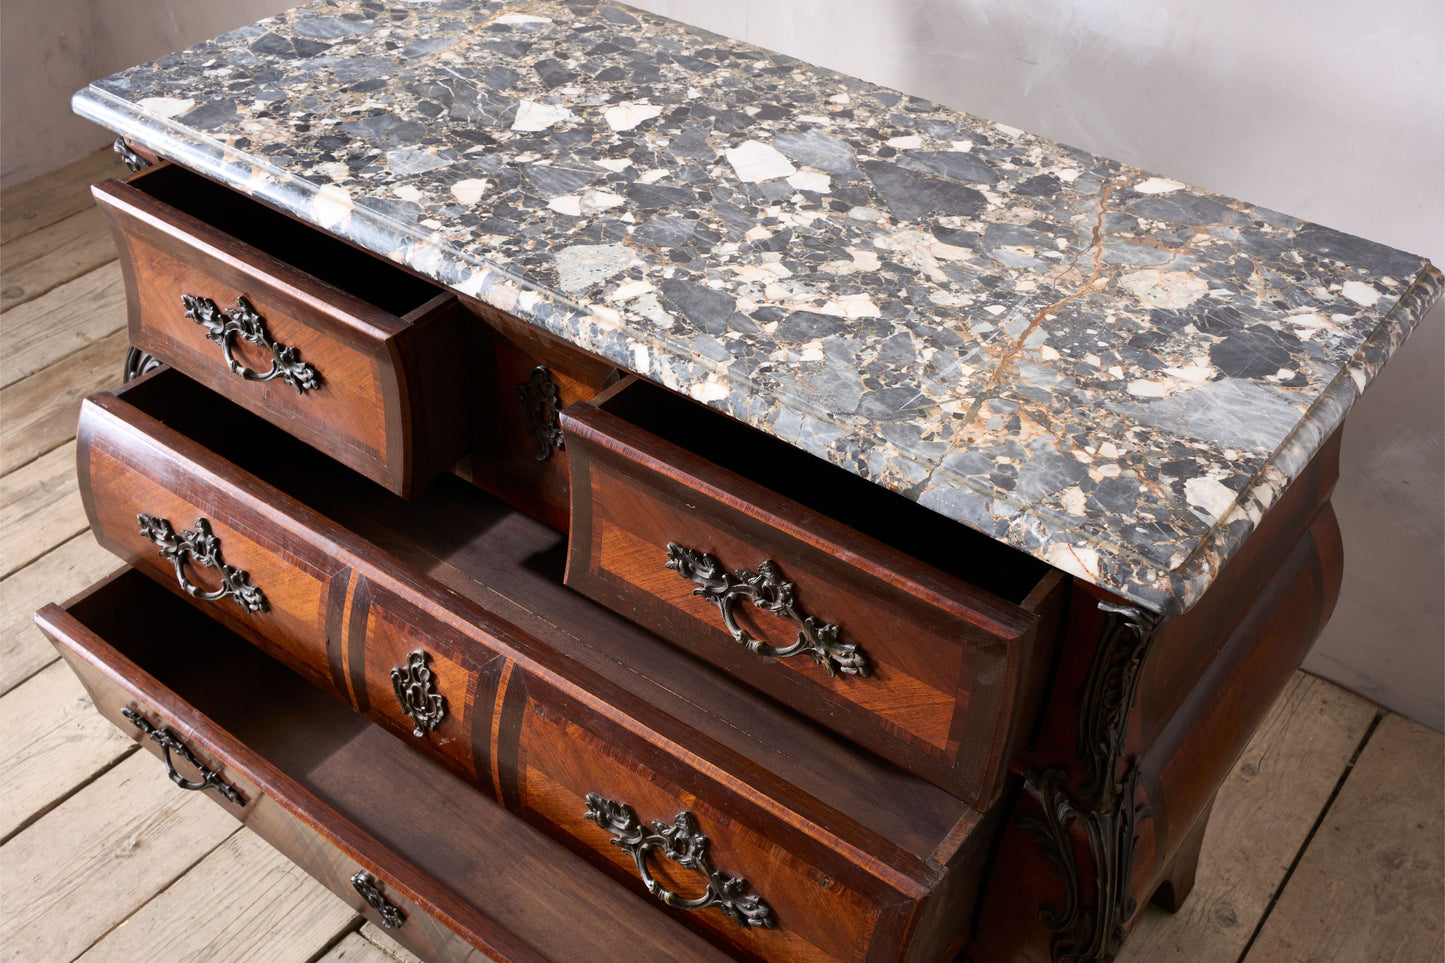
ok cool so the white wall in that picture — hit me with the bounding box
[8,0,1442,726]
[1,0,291,187]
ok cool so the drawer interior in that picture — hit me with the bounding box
[127,164,440,317]
[114,369,979,857]
[596,379,1050,605]
[55,569,732,962]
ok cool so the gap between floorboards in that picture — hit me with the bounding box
[1232,709,1385,962]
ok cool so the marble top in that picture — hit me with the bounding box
[74,0,1441,615]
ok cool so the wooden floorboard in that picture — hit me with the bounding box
[3,146,1441,963]
[0,260,127,390]
[321,933,414,963]
[73,829,361,963]
[354,924,426,963]
[0,206,116,312]
[1245,713,1444,963]
[1117,673,1378,963]
[1,328,128,475]
[0,440,87,580]
[0,752,240,963]
[0,147,117,246]
[0,659,135,841]
[0,533,121,696]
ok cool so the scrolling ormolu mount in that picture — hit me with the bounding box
[1024,602,1164,963]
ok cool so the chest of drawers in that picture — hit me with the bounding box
[41,2,1440,961]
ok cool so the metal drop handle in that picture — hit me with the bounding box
[138,514,267,614]
[664,542,869,678]
[584,793,773,929]
[122,707,244,805]
[182,293,320,393]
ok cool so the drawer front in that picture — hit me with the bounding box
[92,165,469,496]
[506,674,892,963]
[35,569,736,963]
[78,398,351,696]
[345,576,917,963]
[452,305,618,532]
[562,380,1065,809]
[347,580,496,780]
[76,381,969,963]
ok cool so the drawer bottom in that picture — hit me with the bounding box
[36,568,734,963]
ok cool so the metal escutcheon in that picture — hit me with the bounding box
[390,649,446,737]
[351,871,406,929]
[517,365,564,461]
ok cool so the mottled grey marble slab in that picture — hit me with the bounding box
[74,0,1441,614]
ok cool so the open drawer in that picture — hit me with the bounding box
[562,378,1069,809]
[35,568,736,963]
[73,369,1000,963]
[92,163,470,497]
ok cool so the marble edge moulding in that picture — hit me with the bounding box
[71,0,1443,617]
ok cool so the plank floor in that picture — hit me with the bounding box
[2,150,1440,963]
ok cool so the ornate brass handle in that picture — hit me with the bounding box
[122,707,244,805]
[182,294,320,393]
[390,650,446,737]
[665,543,869,678]
[584,793,773,929]
[350,871,406,929]
[137,514,267,614]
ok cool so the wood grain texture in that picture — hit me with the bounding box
[452,295,625,532]
[0,750,239,963]
[39,570,740,963]
[0,327,128,473]
[1,440,87,578]
[93,164,470,496]
[0,147,118,246]
[7,148,1442,963]
[563,378,1060,809]
[1116,672,1377,963]
[0,533,119,695]
[0,659,134,840]
[80,404,353,698]
[0,206,117,312]
[356,923,428,963]
[79,371,986,963]
[450,320,610,532]
[1246,713,1444,963]
[973,503,1344,963]
[73,828,360,963]
[0,260,127,389]
[321,932,417,963]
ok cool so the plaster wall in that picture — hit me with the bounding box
[7,0,1442,727]
[1,0,289,187]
